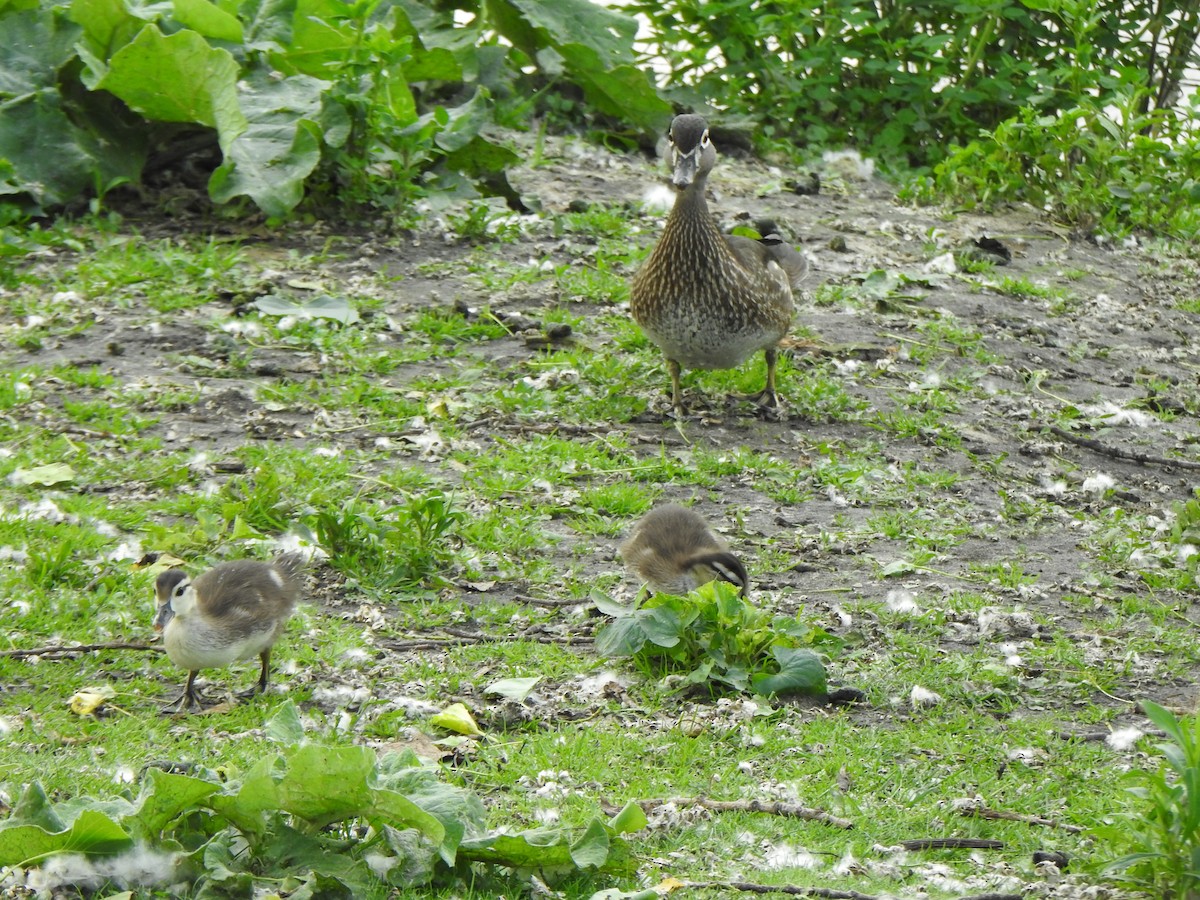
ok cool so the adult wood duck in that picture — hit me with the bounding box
[153,554,305,713]
[620,503,749,597]
[630,114,806,416]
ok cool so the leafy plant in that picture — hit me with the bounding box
[594,580,839,697]
[913,91,1200,237]
[0,0,669,219]
[629,0,1199,172]
[0,701,646,895]
[1101,701,1200,898]
[311,492,465,591]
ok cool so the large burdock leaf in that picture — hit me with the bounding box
[172,0,243,43]
[98,25,246,140]
[0,8,93,205]
[208,66,328,216]
[751,646,827,697]
[0,784,132,866]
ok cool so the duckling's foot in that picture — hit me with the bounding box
[160,690,207,715]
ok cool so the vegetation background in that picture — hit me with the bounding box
[1,0,1200,897]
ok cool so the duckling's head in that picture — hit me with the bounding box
[668,114,715,190]
[688,550,750,599]
[153,568,194,631]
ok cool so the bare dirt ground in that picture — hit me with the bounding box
[18,135,1200,726]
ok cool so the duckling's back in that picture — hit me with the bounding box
[620,504,724,567]
[197,553,304,623]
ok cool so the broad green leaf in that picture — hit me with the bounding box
[594,616,647,657]
[240,0,294,49]
[430,702,484,736]
[8,462,75,486]
[608,801,648,834]
[433,88,490,153]
[275,0,355,77]
[0,7,82,95]
[0,90,94,206]
[494,0,635,67]
[173,0,242,42]
[591,589,632,617]
[880,559,916,577]
[639,605,684,648]
[275,744,375,828]
[367,789,446,848]
[484,676,542,701]
[126,769,220,840]
[3,783,64,834]
[70,0,149,80]
[555,47,672,133]
[98,25,246,141]
[751,647,827,697]
[569,817,611,869]
[264,698,306,744]
[208,67,328,215]
[0,809,131,866]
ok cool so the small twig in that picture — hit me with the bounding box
[616,796,852,829]
[1047,424,1200,470]
[379,633,593,653]
[1,642,162,658]
[681,881,877,898]
[901,838,1004,850]
[959,804,1083,833]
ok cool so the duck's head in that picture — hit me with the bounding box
[668,114,715,190]
[153,568,193,631]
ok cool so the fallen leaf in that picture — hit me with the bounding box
[69,685,116,716]
[9,463,75,487]
[430,702,484,736]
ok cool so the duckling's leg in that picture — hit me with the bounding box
[161,671,206,714]
[236,650,272,700]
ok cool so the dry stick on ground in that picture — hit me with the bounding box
[959,805,1084,833]
[681,883,878,899]
[1047,424,1200,470]
[0,642,162,658]
[682,883,1020,900]
[900,838,1004,850]
[612,797,853,829]
[380,633,594,653]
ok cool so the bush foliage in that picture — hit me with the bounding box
[631,0,1200,171]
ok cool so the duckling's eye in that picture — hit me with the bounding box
[700,130,711,147]
[173,582,189,600]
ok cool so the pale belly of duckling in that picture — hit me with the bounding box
[164,617,280,670]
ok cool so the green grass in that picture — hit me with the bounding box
[1,191,1198,898]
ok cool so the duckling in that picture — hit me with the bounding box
[153,553,305,713]
[630,114,806,416]
[619,504,749,598]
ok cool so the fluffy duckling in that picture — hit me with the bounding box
[619,504,749,598]
[153,553,305,713]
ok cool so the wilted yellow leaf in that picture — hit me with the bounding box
[69,685,116,716]
[430,702,484,736]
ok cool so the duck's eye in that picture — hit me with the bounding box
[700,130,711,146]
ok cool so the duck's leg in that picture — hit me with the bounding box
[161,671,206,714]
[734,347,784,413]
[668,358,687,417]
[237,650,272,699]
